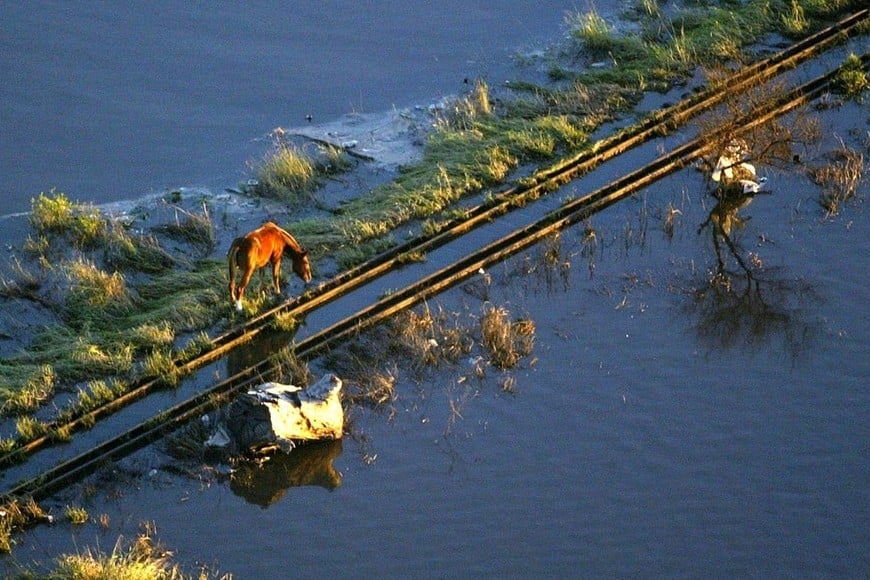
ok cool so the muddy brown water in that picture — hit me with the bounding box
[1,4,868,578]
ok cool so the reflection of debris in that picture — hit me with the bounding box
[230,439,344,507]
[698,190,765,274]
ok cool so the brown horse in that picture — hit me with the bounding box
[227,222,312,311]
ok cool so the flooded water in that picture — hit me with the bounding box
[9,103,869,577]
[2,3,868,579]
[1,1,579,216]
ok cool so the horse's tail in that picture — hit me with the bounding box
[227,238,241,300]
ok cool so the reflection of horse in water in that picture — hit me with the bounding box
[227,222,312,311]
[226,326,303,381]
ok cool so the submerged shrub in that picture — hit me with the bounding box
[65,505,89,525]
[810,146,864,216]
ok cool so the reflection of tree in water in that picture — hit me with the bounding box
[688,190,819,357]
[686,89,822,356]
[697,187,765,274]
[686,267,818,356]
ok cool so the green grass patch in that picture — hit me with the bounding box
[64,505,89,525]
[0,365,54,416]
[832,53,869,98]
[104,223,175,274]
[30,190,107,250]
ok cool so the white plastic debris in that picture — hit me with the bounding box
[205,424,232,449]
[712,140,764,193]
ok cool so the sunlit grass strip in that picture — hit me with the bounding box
[559,0,856,91]
[294,107,591,253]
[33,532,229,579]
[1,328,135,386]
[0,265,223,408]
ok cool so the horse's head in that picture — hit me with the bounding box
[292,248,313,284]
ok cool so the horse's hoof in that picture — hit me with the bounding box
[234,301,243,312]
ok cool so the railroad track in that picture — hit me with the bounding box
[5,47,867,502]
[0,9,870,495]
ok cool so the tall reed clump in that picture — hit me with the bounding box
[435,79,492,132]
[810,146,865,216]
[152,203,216,256]
[254,142,316,201]
[480,303,536,369]
[566,9,615,55]
[780,0,809,37]
[104,222,175,274]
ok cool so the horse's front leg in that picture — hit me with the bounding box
[272,259,282,295]
[235,268,255,312]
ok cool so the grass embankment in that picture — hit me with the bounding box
[0,0,864,464]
